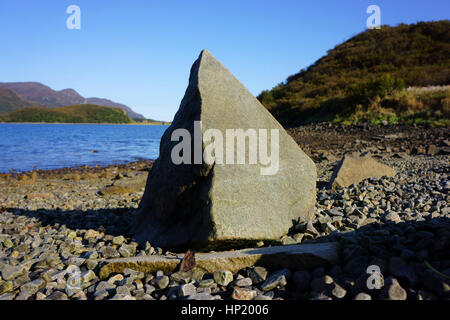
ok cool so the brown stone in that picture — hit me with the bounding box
[99,174,147,195]
[329,154,396,189]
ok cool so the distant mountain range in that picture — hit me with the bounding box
[0,86,35,114]
[0,82,145,120]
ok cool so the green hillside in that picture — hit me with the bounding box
[0,86,35,114]
[0,104,133,124]
[258,20,450,126]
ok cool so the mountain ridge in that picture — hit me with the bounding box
[0,81,146,120]
[0,86,36,114]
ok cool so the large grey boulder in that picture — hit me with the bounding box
[132,50,316,249]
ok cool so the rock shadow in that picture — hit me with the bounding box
[286,216,450,299]
[6,207,135,238]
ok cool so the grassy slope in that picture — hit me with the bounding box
[0,87,35,114]
[0,104,133,124]
[257,20,450,126]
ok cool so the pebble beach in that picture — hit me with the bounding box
[0,124,449,300]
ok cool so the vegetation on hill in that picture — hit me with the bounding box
[0,82,84,109]
[0,82,146,119]
[0,104,133,124]
[0,87,35,114]
[257,20,450,126]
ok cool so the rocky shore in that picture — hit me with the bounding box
[0,124,449,300]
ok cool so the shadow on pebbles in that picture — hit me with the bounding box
[0,153,449,300]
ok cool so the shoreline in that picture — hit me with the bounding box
[0,147,448,300]
[0,159,154,177]
[1,123,448,175]
[0,123,449,300]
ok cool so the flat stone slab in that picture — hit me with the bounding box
[99,242,339,279]
[329,154,396,189]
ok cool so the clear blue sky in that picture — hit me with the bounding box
[1,0,448,121]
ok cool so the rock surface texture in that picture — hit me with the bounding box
[132,50,317,249]
[328,154,396,189]
[98,242,339,279]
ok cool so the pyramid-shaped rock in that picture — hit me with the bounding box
[132,50,316,249]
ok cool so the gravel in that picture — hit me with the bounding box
[0,133,449,300]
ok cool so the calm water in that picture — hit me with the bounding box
[0,123,169,173]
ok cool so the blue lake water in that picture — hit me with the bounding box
[0,123,169,173]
